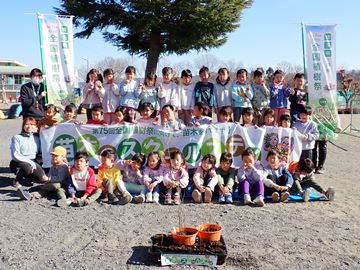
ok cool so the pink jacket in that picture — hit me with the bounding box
[142,165,166,184]
[163,166,189,188]
[82,82,104,108]
[193,167,218,191]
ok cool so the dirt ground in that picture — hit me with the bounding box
[0,107,359,270]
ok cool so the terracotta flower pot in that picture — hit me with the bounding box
[197,224,223,243]
[171,227,198,246]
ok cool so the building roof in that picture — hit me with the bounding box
[0,61,32,75]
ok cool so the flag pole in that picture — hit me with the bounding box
[37,13,48,104]
[301,22,306,79]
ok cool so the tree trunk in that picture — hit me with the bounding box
[145,31,161,76]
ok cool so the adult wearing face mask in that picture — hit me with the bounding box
[20,68,47,121]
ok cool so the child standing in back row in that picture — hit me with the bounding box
[289,73,307,124]
[251,69,270,125]
[138,71,160,118]
[269,69,290,125]
[118,66,141,123]
[194,66,214,117]
[214,68,232,118]
[158,67,178,110]
[232,69,253,123]
[102,68,120,124]
[178,69,194,126]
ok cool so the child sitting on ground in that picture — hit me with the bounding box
[97,149,132,205]
[291,158,334,202]
[192,154,218,203]
[59,151,102,207]
[115,153,146,203]
[216,152,236,204]
[241,107,255,127]
[161,104,185,131]
[142,151,165,203]
[163,150,189,205]
[37,104,59,131]
[217,106,233,123]
[237,148,266,206]
[17,146,73,208]
[111,106,128,125]
[191,101,212,126]
[264,150,294,203]
[86,105,108,125]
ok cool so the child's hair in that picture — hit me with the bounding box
[199,66,209,75]
[92,105,104,114]
[216,68,230,84]
[298,158,315,174]
[202,154,216,167]
[45,104,58,114]
[162,104,175,112]
[162,67,173,76]
[266,149,281,160]
[194,101,209,116]
[100,149,116,161]
[125,66,136,74]
[273,69,284,77]
[242,107,254,116]
[30,68,42,77]
[103,68,114,77]
[219,106,233,117]
[253,69,264,78]
[146,151,162,169]
[263,108,275,118]
[74,151,89,162]
[241,148,256,158]
[294,73,305,80]
[280,114,291,123]
[236,68,248,77]
[86,68,103,83]
[181,69,192,78]
[170,150,188,171]
[299,105,312,115]
[64,103,77,114]
[139,102,154,113]
[22,117,37,133]
[115,106,127,114]
[220,152,233,165]
[145,71,157,85]
[132,153,146,167]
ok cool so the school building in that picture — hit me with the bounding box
[0,60,32,102]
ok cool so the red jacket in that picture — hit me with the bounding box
[70,166,97,196]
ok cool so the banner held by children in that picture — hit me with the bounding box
[40,123,302,168]
[38,14,76,108]
[305,24,341,140]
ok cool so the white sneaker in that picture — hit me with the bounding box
[303,188,312,202]
[253,195,265,206]
[153,192,160,203]
[192,189,202,203]
[325,187,335,201]
[243,194,252,205]
[280,191,290,202]
[146,192,153,203]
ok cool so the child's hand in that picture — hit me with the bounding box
[273,184,281,191]
[42,175,49,182]
[44,125,49,129]
[39,91,47,98]
[199,186,206,193]
[126,160,133,166]
[302,134,308,140]
[290,88,295,95]
[194,122,200,127]
[95,80,102,89]
[223,186,229,194]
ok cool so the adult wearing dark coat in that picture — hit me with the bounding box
[20,68,47,121]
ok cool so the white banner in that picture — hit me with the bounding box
[40,123,302,168]
[305,24,341,139]
[39,14,76,108]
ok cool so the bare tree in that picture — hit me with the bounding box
[193,54,221,74]
[338,69,360,108]
[96,57,128,82]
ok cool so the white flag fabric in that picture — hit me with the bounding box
[305,24,340,140]
[39,14,75,108]
[40,123,302,168]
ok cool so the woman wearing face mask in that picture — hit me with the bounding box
[20,68,47,121]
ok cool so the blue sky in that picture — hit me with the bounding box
[1,0,359,75]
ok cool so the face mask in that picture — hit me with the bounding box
[31,76,42,85]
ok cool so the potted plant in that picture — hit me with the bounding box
[172,227,198,246]
[197,223,223,242]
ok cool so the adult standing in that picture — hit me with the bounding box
[10,117,47,188]
[20,68,47,121]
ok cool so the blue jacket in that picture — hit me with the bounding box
[269,84,290,108]
[231,82,253,108]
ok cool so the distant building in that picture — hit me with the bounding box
[0,60,33,102]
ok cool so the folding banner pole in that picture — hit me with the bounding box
[37,13,48,104]
[301,22,306,79]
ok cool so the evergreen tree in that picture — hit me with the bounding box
[55,0,253,75]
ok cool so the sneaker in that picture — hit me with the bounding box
[173,194,181,205]
[192,189,202,203]
[204,188,212,203]
[325,187,335,201]
[16,188,31,201]
[225,193,233,204]
[57,198,73,208]
[13,180,22,189]
[280,191,290,202]
[315,167,325,174]
[75,198,85,207]
[218,195,225,203]
[153,192,160,203]
[118,191,133,205]
[253,195,265,206]
[303,188,312,202]
[271,192,280,202]
[133,194,145,203]
[108,193,119,204]
[164,195,173,205]
[146,193,153,203]
[243,194,252,205]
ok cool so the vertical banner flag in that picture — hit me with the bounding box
[39,14,76,108]
[305,24,340,140]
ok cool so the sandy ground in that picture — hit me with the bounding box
[0,106,359,269]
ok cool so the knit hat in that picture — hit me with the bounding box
[51,146,67,157]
